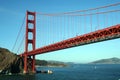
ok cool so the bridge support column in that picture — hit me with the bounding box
[24,11,36,74]
[23,54,27,74]
[32,55,35,73]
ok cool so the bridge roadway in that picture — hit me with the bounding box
[22,24,120,56]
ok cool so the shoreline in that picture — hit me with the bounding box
[35,65,67,68]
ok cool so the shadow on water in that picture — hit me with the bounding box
[0,74,36,80]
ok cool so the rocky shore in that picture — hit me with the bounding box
[0,47,24,74]
[0,47,67,74]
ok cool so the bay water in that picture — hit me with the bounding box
[0,64,120,80]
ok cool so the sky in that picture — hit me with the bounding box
[0,0,120,63]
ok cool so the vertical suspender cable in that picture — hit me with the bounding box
[63,15,66,40]
[106,13,108,28]
[79,15,81,35]
[71,16,72,37]
[52,16,54,44]
[66,16,69,38]
[97,9,99,30]
[111,12,113,26]
[48,16,52,44]
[48,15,51,45]
[47,15,49,45]
[84,11,86,34]
[105,13,108,28]
[90,11,93,32]
[68,16,70,38]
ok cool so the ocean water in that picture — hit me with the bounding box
[0,64,120,80]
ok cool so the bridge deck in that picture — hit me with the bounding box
[22,24,120,56]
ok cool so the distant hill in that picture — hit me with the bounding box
[35,60,67,67]
[91,57,120,64]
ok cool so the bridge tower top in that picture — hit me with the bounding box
[25,11,36,52]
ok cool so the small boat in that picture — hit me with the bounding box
[47,70,53,74]
[36,70,53,74]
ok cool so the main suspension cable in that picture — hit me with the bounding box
[36,2,120,16]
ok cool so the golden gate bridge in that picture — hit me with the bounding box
[12,2,120,73]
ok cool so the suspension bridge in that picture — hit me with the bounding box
[12,2,120,73]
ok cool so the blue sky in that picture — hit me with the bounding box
[0,0,120,63]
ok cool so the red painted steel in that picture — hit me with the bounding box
[19,10,120,74]
[20,2,120,73]
[21,24,120,56]
[24,11,36,73]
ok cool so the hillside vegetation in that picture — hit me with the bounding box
[91,57,120,64]
[0,47,24,74]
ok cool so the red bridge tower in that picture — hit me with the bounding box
[24,11,36,73]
